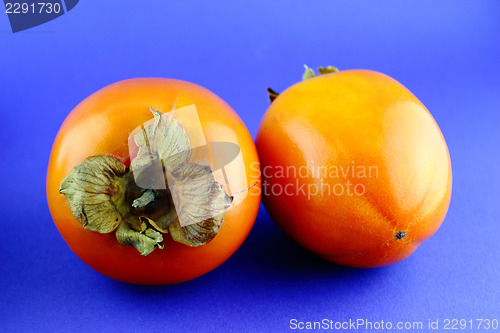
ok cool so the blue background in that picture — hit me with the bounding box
[1,1,499,332]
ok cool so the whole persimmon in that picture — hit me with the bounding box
[257,67,452,267]
[47,78,261,284]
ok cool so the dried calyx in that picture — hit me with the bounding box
[59,108,233,256]
[267,65,339,103]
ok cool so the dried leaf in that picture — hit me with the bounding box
[140,215,171,234]
[267,87,280,103]
[131,108,191,174]
[59,156,127,233]
[169,216,224,247]
[115,222,163,256]
[302,65,317,80]
[168,163,233,246]
[317,66,339,75]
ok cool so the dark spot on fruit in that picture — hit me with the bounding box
[396,231,406,239]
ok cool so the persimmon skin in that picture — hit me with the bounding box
[257,70,452,268]
[47,78,261,284]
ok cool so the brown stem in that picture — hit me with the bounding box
[132,189,157,208]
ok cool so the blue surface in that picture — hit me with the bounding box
[1,1,499,332]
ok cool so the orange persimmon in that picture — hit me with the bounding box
[47,78,261,284]
[257,68,452,267]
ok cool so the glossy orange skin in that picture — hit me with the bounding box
[257,70,452,267]
[47,78,261,284]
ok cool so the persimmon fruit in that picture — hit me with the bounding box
[47,78,261,284]
[256,67,452,267]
